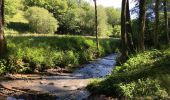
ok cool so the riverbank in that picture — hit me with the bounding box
[0,54,116,100]
[88,46,170,99]
[0,35,120,75]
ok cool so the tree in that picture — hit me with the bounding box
[105,7,121,37]
[0,0,6,58]
[93,0,99,56]
[60,1,94,35]
[97,6,111,36]
[120,0,135,62]
[121,0,128,62]
[138,0,146,51]
[163,0,169,44]
[4,0,23,22]
[24,0,68,24]
[154,0,160,48]
[105,7,121,26]
[126,0,135,53]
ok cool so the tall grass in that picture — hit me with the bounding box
[2,35,120,73]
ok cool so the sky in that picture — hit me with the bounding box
[86,0,135,9]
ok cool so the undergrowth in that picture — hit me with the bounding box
[0,35,120,74]
[87,47,170,99]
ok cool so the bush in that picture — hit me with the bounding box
[119,78,168,99]
[25,7,58,34]
[0,60,6,75]
[112,25,121,38]
[113,50,164,74]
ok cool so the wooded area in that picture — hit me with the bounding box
[0,0,169,99]
[120,0,169,61]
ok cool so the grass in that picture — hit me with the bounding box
[3,12,121,74]
[87,46,170,99]
[0,34,120,74]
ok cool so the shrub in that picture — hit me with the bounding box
[0,60,6,75]
[25,7,58,34]
[112,25,121,38]
[62,51,79,68]
[119,78,168,99]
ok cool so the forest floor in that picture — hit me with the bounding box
[0,54,116,100]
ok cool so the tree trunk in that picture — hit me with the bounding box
[154,0,160,48]
[0,0,6,59]
[93,0,99,56]
[126,0,135,53]
[121,0,128,62]
[163,0,169,44]
[138,0,146,51]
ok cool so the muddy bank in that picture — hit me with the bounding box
[0,54,116,100]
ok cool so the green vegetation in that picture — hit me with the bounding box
[4,0,121,36]
[24,0,68,18]
[0,35,119,74]
[2,0,122,74]
[4,0,23,23]
[25,7,58,34]
[87,46,170,99]
[0,0,169,98]
[86,0,170,99]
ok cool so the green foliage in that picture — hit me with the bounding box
[112,25,121,37]
[88,47,170,98]
[60,2,94,35]
[61,8,84,34]
[97,6,112,36]
[5,0,120,36]
[131,19,168,47]
[25,7,58,34]
[5,35,119,73]
[119,79,168,99]
[62,51,79,68]
[59,4,114,36]
[24,0,68,18]
[105,7,121,25]
[5,0,24,22]
[79,7,95,35]
[114,50,164,74]
[0,60,6,75]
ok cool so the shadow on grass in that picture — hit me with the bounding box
[7,22,29,33]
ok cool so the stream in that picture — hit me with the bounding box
[0,54,116,100]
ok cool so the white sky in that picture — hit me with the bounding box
[86,0,135,9]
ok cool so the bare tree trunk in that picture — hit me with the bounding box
[163,0,169,44]
[138,0,146,51]
[0,0,6,59]
[126,0,135,53]
[154,0,160,48]
[121,0,128,62]
[93,0,99,56]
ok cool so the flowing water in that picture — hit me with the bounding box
[0,54,116,100]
